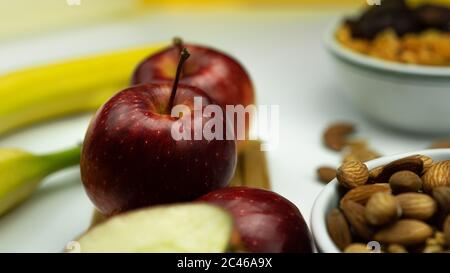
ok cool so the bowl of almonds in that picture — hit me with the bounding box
[311,149,450,253]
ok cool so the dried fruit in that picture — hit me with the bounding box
[389,171,423,194]
[323,123,355,151]
[374,156,423,183]
[337,161,369,189]
[344,243,371,253]
[395,193,437,220]
[387,244,408,253]
[422,161,450,193]
[432,187,450,215]
[416,4,450,30]
[340,2,450,66]
[365,192,401,226]
[340,200,373,240]
[374,219,433,246]
[340,184,391,206]
[326,209,352,250]
[317,166,337,184]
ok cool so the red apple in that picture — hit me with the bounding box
[81,49,237,216]
[199,187,313,253]
[131,39,255,142]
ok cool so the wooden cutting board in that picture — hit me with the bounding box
[230,140,271,190]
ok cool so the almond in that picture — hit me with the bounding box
[344,243,372,253]
[432,186,450,215]
[369,165,384,181]
[342,148,380,163]
[429,140,450,149]
[346,139,368,151]
[323,122,355,151]
[317,166,336,184]
[337,161,369,189]
[422,161,450,193]
[374,219,433,246]
[444,215,450,246]
[433,231,446,246]
[422,245,443,253]
[412,155,433,174]
[425,232,446,247]
[340,200,374,240]
[326,209,352,250]
[395,193,437,220]
[365,192,401,226]
[387,244,408,253]
[389,171,422,194]
[340,183,391,206]
[374,156,423,183]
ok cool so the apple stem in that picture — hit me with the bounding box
[173,37,184,53]
[167,48,190,113]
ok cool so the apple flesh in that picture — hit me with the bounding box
[199,187,314,253]
[131,42,255,140]
[81,83,236,216]
[71,203,234,253]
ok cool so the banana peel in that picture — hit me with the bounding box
[0,146,81,216]
[0,44,165,136]
[0,44,165,216]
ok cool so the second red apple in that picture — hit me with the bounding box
[132,40,255,141]
[199,187,314,253]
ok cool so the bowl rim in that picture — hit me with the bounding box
[311,148,450,253]
[323,19,450,77]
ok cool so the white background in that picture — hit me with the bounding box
[0,9,440,252]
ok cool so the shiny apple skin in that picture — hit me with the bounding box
[81,83,237,216]
[199,187,313,253]
[131,44,255,140]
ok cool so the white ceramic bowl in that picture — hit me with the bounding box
[324,20,450,134]
[311,149,450,253]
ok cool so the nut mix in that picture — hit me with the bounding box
[337,0,450,66]
[327,155,450,253]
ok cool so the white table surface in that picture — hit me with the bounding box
[0,8,440,252]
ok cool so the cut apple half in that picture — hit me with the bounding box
[72,203,233,253]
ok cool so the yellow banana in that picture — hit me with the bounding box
[0,145,81,216]
[0,43,165,136]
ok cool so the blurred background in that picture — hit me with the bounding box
[1,0,365,42]
[5,0,450,40]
